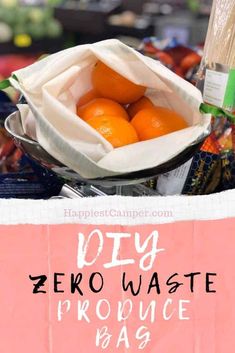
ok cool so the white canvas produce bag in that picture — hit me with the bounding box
[10,39,211,179]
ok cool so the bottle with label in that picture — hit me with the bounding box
[196,0,235,113]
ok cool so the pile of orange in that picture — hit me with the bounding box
[76,61,188,148]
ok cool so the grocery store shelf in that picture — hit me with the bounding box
[55,1,121,34]
[0,37,64,55]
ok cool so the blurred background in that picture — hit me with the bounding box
[0,0,212,79]
[0,0,214,198]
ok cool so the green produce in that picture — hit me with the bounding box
[14,23,26,35]
[0,7,15,25]
[0,1,63,43]
[46,19,62,38]
[28,8,45,24]
[27,23,46,40]
[47,0,62,5]
[0,22,13,42]
[17,7,30,24]
[0,0,17,8]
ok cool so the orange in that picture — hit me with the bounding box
[156,51,174,67]
[92,61,146,104]
[77,98,129,121]
[127,96,154,119]
[180,53,201,74]
[131,107,188,141]
[77,89,101,107]
[87,115,139,148]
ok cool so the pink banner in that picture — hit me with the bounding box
[0,219,234,352]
